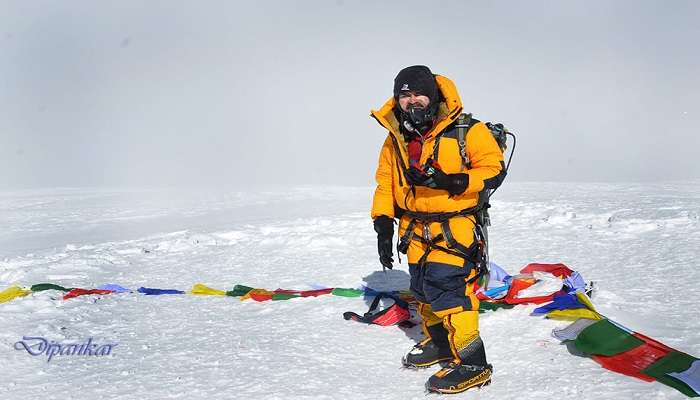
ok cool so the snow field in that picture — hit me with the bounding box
[0,183,698,399]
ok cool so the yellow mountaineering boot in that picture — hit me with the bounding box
[402,323,454,369]
[425,335,492,394]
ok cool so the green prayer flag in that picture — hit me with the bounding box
[226,285,254,297]
[642,351,700,397]
[574,319,645,356]
[30,283,72,292]
[331,288,364,297]
[479,301,515,313]
[271,293,300,301]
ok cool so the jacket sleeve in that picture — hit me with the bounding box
[463,122,505,194]
[371,135,396,219]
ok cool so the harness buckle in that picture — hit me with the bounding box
[397,237,410,254]
[422,222,432,242]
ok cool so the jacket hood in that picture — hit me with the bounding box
[370,74,464,139]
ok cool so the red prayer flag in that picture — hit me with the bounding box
[249,293,273,302]
[519,263,574,278]
[273,289,302,295]
[591,332,674,382]
[503,279,562,305]
[300,288,334,297]
[63,288,114,300]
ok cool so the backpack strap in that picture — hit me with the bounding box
[454,113,479,171]
[437,113,480,171]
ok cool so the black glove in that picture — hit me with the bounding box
[373,215,394,270]
[425,168,469,196]
[406,161,469,196]
[405,166,430,186]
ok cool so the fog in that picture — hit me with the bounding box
[1,0,698,190]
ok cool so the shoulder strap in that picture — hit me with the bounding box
[455,113,478,171]
[430,113,479,171]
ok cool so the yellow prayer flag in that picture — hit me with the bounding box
[546,308,603,321]
[575,292,597,312]
[0,286,31,304]
[190,283,227,296]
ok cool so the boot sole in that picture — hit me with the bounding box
[402,356,453,370]
[425,375,491,394]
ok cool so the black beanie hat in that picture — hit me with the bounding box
[393,65,439,103]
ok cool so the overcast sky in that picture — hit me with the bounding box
[1,0,698,189]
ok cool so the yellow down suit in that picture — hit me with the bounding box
[370,74,505,359]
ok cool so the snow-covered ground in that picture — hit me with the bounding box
[1,182,698,399]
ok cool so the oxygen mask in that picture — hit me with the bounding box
[402,103,436,134]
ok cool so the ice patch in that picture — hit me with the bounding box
[213,230,248,243]
[115,248,143,255]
